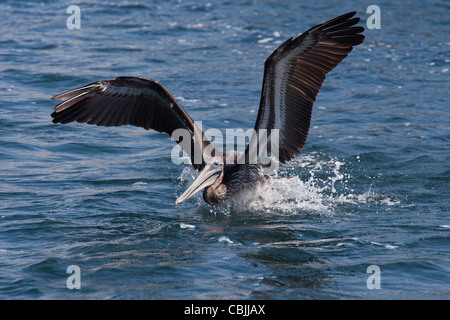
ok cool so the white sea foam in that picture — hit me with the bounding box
[175,96,200,104]
[370,241,399,249]
[180,223,196,229]
[132,181,147,187]
[218,236,234,244]
[258,37,273,44]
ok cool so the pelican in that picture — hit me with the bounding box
[51,12,364,206]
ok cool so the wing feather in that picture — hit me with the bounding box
[247,12,365,164]
[51,76,212,170]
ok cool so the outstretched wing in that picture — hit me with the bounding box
[246,11,365,163]
[51,76,213,170]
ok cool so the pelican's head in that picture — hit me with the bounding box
[175,160,223,206]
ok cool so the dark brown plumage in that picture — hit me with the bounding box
[51,12,365,206]
[248,11,365,164]
[51,77,213,171]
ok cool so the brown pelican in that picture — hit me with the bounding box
[51,12,364,206]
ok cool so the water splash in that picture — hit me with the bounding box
[177,153,395,216]
[249,154,350,215]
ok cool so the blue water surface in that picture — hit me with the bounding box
[0,0,449,299]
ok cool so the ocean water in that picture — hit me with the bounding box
[0,0,449,299]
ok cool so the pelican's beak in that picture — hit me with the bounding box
[175,164,222,206]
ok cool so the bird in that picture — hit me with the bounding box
[51,12,365,206]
